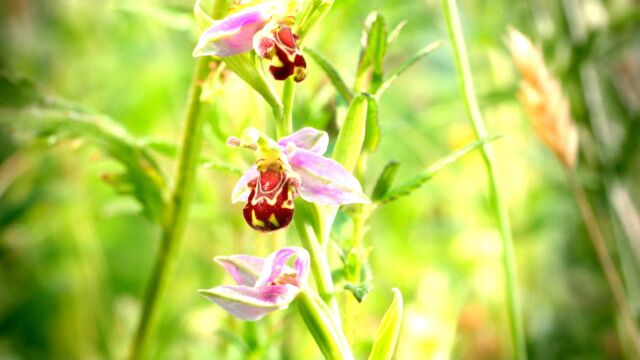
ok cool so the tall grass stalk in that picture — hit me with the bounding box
[440,0,526,358]
[566,171,640,354]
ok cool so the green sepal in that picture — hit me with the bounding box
[367,288,403,360]
[371,161,400,201]
[332,93,369,173]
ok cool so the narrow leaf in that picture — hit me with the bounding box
[368,288,403,360]
[357,12,388,77]
[333,93,369,173]
[387,20,407,45]
[380,135,499,204]
[371,161,400,201]
[375,40,442,98]
[362,95,380,152]
[0,107,167,222]
[304,47,354,102]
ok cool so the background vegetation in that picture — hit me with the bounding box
[1,0,639,358]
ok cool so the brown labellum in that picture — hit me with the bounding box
[242,169,297,232]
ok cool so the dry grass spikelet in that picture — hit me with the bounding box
[507,27,579,169]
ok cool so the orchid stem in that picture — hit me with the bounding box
[294,202,340,318]
[277,77,296,138]
[566,170,640,355]
[441,0,526,359]
[127,56,210,360]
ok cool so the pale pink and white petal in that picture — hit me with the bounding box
[215,255,265,286]
[278,127,329,155]
[231,166,259,204]
[288,148,370,206]
[198,284,300,321]
[192,5,272,57]
[255,247,310,287]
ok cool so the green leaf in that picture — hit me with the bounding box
[371,161,400,201]
[344,282,373,303]
[387,20,407,45]
[357,12,388,79]
[380,135,499,204]
[332,93,369,172]
[304,48,354,102]
[375,40,442,98]
[362,95,380,152]
[368,288,403,360]
[0,107,167,222]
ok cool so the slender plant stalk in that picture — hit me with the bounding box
[440,0,526,358]
[127,56,211,360]
[566,171,640,355]
[294,203,340,318]
[277,77,296,138]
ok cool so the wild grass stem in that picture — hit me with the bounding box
[440,0,526,358]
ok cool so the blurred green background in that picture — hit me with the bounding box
[1,0,639,359]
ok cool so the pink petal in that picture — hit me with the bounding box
[255,247,310,287]
[288,149,370,206]
[198,284,300,321]
[193,5,272,57]
[215,255,265,286]
[278,127,329,155]
[231,166,259,204]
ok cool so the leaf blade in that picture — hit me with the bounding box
[380,135,500,204]
[368,288,403,360]
[304,47,354,102]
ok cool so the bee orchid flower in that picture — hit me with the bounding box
[199,247,310,321]
[193,1,307,82]
[227,127,370,232]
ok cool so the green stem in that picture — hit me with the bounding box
[276,78,296,138]
[294,202,340,317]
[441,0,526,359]
[127,57,210,360]
[298,290,354,360]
